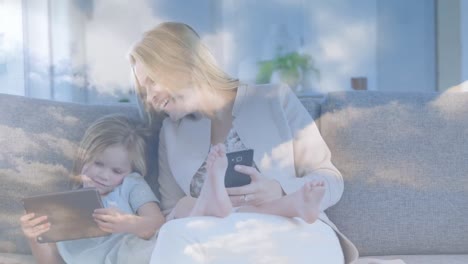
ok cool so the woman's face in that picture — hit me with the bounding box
[134,61,201,121]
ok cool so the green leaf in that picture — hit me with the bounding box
[255,51,319,84]
[256,61,275,84]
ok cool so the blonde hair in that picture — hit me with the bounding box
[128,22,239,119]
[70,115,148,189]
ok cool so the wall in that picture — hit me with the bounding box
[436,0,461,91]
[377,0,436,92]
[462,0,468,88]
[220,0,377,94]
[222,0,436,93]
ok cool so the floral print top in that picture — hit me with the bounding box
[190,127,258,197]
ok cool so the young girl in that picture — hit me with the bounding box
[20,114,165,264]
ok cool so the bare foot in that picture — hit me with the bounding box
[190,144,232,217]
[294,181,325,223]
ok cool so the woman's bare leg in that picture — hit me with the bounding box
[237,181,325,223]
[168,196,197,220]
[170,144,324,223]
[189,144,232,217]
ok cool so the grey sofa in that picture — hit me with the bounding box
[0,91,467,264]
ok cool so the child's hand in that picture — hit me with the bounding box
[80,174,94,188]
[20,213,51,241]
[93,208,135,234]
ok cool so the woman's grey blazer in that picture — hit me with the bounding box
[157,83,358,263]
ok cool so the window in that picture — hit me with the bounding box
[1,0,467,103]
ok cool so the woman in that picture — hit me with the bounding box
[129,22,358,264]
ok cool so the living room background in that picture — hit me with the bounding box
[0,0,467,104]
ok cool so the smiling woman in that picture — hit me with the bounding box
[129,22,357,264]
[129,23,238,122]
[132,60,209,121]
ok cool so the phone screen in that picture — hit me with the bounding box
[224,149,254,188]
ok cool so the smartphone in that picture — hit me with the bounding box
[224,149,254,188]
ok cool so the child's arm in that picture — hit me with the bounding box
[20,213,65,264]
[132,202,166,239]
[93,202,165,240]
[28,241,65,264]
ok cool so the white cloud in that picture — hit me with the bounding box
[271,0,305,7]
[183,217,295,263]
[84,0,164,94]
[303,3,377,92]
[186,219,217,230]
[202,30,235,72]
[0,0,24,52]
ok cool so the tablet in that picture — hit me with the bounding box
[22,188,110,243]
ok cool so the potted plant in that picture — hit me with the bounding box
[256,51,320,92]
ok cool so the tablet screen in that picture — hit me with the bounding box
[22,188,110,243]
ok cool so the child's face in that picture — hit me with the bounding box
[81,144,132,195]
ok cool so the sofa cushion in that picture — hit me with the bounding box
[321,91,468,256]
[0,252,35,264]
[360,254,468,264]
[298,96,323,128]
[0,94,142,254]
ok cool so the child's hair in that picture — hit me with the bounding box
[70,114,148,189]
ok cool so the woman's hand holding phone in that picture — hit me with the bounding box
[226,165,284,207]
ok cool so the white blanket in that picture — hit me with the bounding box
[150,213,345,264]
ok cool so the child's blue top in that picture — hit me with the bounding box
[56,173,159,264]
